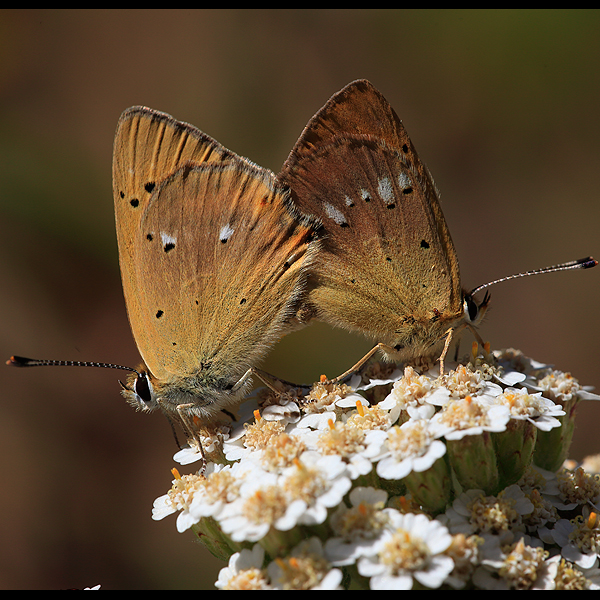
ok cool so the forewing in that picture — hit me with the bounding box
[112,106,237,364]
[133,161,318,382]
[279,81,462,344]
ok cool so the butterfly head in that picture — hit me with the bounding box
[119,361,253,421]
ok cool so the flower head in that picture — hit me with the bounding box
[324,487,393,566]
[149,346,600,589]
[374,419,446,481]
[266,538,343,590]
[357,512,454,589]
[215,545,270,590]
[551,510,600,569]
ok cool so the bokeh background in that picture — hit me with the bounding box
[1,9,599,590]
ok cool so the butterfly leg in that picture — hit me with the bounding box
[162,411,185,450]
[439,324,487,375]
[173,402,208,473]
[324,342,395,385]
[466,323,486,349]
[230,368,255,394]
[438,328,455,376]
[230,367,288,396]
[231,367,313,395]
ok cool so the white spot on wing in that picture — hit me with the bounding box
[398,172,412,190]
[378,177,395,205]
[219,223,235,243]
[345,195,355,207]
[323,202,347,226]
[160,232,177,247]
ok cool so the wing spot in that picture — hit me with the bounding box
[398,173,413,195]
[156,310,164,319]
[378,177,395,206]
[323,202,348,227]
[161,232,177,252]
[144,182,156,193]
[130,198,139,207]
[219,223,235,243]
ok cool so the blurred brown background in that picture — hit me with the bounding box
[1,9,599,589]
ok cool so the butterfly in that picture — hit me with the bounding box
[111,106,322,448]
[8,106,321,462]
[278,79,595,378]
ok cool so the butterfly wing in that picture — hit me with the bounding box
[113,107,239,372]
[278,80,463,353]
[130,159,319,386]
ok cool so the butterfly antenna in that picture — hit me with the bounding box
[469,256,597,297]
[6,355,140,376]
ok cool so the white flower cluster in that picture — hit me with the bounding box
[152,347,600,590]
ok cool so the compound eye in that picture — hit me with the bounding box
[134,372,152,405]
[465,296,479,322]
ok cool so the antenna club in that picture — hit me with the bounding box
[7,356,32,367]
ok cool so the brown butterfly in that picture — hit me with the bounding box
[10,106,321,460]
[278,79,596,378]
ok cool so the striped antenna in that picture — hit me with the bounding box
[6,355,139,376]
[469,256,597,297]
